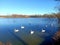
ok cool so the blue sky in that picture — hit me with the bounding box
[0,0,58,15]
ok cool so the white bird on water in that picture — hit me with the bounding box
[21,26,25,29]
[30,30,34,35]
[14,29,19,33]
[42,29,45,33]
[46,25,48,27]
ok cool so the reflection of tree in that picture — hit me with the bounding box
[8,30,28,45]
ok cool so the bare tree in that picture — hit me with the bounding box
[54,0,60,13]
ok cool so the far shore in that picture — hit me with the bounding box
[0,13,60,18]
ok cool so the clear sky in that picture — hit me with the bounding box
[0,0,58,15]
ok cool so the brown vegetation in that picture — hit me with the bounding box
[52,30,60,41]
[0,41,12,45]
[0,13,60,18]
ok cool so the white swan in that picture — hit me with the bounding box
[14,29,19,32]
[21,26,25,29]
[30,30,34,35]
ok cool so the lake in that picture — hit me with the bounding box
[0,18,59,45]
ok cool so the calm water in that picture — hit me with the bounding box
[0,18,59,45]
